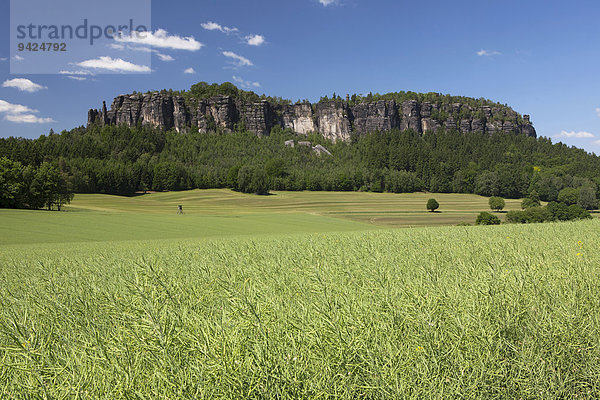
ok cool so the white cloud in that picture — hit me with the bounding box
[59,70,93,76]
[75,57,151,73]
[319,0,337,5]
[114,29,203,51]
[595,108,600,118]
[13,55,24,61]
[201,21,239,34]
[477,49,502,57]
[108,43,125,50]
[245,34,265,46]
[556,130,595,139]
[232,75,260,89]
[156,53,174,62]
[594,139,600,145]
[0,99,54,123]
[223,51,253,67]
[5,114,55,123]
[0,57,7,62]
[2,78,47,93]
[67,76,87,81]
[184,67,196,74]
[0,99,36,114]
[108,42,175,62]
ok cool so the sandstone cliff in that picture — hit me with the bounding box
[88,92,537,140]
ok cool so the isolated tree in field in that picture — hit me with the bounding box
[577,186,598,210]
[488,196,505,212]
[476,212,501,225]
[426,198,439,212]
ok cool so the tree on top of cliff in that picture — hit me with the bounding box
[189,82,240,99]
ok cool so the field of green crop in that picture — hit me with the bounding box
[1,191,600,398]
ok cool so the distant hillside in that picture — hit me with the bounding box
[87,82,536,141]
[3,82,599,205]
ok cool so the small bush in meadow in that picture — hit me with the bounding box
[476,211,501,225]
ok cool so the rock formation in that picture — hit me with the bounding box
[88,91,537,141]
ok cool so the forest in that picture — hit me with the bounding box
[1,120,600,210]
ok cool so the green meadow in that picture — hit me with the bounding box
[1,190,600,398]
[1,190,524,245]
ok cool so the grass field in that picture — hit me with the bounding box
[2,191,600,398]
[0,190,525,245]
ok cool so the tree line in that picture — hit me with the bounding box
[0,157,73,210]
[1,123,600,208]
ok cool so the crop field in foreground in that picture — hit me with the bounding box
[1,218,600,398]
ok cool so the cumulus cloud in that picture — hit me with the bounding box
[245,34,265,46]
[232,75,260,89]
[318,0,337,5]
[0,99,54,123]
[556,130,595,139]
[108,42,175,62]
[223,51,253,67]
[201,21,239,34]
[477,49,502,57]
[184,67,196,74]
[59,70,93,76]
[0,99,36,114]
[75,57,151,73]
[202,21,266,48]
[5,114,55,123]
[2,78,47,93]
[108,43,125,50]
[114,29,203,51]
[156,53,174,62]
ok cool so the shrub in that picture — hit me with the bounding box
[507,203,590,224]
[558,187,579,206]
[488,196,505,212]
[546,201,570,221]
[426,198,439,212]
[506,210,528,224]
[523,206,553,223]
[567,204,592,220]
[476,212,501,225]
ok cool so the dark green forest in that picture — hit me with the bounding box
[1,120,600,208]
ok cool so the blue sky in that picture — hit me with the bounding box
[1,0,599,153]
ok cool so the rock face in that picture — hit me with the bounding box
[88,92,537,140]
[281,103,315,134]
[352,101,399,134]
[313,102,353,142]
[400,100,422,133]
